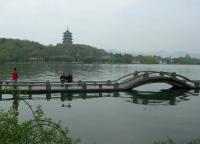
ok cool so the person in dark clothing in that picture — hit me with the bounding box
[68,74,73,82]
[60,72,65,86]
[66,73,73,82]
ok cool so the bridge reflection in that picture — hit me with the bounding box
[0,89,199,106]
[124,89,197,105]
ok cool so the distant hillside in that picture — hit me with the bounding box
[129,50,200,59]
[0,38,113,63]
[1,38,200,64]
[0,38,45,62]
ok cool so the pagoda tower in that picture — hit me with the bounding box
[63,28,73,44]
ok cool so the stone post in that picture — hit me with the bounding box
[160,71,164,77]
[0,81,2,100]
[143,72,149,78]
[134,71,138,77]
[82,83,87,90]
[195,81,200,87]
[65,84,68,90]
[99,84,102,90]
[46,80,51,93]
[171,72,176,78]
[28,85,32,99]
[114,82,119,90]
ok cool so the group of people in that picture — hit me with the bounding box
[60,72,73,84]
[11,68,73,86]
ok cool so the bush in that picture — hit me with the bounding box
[0,99,78,144]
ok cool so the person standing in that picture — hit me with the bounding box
[67,73,73,82]
[60,72,65,86]
[12,67,18,84]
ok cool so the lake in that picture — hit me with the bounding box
[0,63,200,144]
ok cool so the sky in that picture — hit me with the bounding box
[0,0,200,54]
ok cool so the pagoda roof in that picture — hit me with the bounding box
[63,30,72,34]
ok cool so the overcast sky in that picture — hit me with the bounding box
[0,0,200,53]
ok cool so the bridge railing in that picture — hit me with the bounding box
[0,71,199,90]
[0,80,118,92]
[0,71,159,85]
[112,71,198,88]
[138,71,197,87]
[0,71,195,86]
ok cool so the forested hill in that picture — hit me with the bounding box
[0,38,116,63]
[1,38,200,64]
[0,38,45,62]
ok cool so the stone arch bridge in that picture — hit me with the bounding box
[0,71,200,94]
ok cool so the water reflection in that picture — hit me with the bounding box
[124,89,196,105]
[12,92,20,116]
[59,92,118,101]
[12,98,19,111]
[0,89,198,107]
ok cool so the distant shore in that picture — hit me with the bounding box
[1,38,200,65]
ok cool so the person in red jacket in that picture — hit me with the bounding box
[12,67,18,84]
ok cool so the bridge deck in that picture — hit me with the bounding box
[1,71,200,94]
[0,82,118,93]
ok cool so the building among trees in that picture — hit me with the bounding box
[63,28,73,44]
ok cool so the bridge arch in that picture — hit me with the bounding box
[117,71,196,91]
[120,77,192,90]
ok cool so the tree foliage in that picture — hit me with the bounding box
[0,99,78,144]
[154,137,200,144]
[1,38,200,64]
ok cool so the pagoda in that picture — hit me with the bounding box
[63,28,73,44]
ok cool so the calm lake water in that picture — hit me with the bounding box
[0,63,200,144]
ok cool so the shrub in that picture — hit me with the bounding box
[0,99,78,144]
